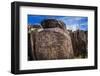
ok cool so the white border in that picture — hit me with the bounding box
[20,6,95,70]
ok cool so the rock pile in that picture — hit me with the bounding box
[28,19,74,60]
[28,19,87,60]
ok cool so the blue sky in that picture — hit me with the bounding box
[28,15,88,31]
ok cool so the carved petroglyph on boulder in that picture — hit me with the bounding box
[34,28,74,60]
[28,19,87,60]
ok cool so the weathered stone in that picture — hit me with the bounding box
[69,30,88,58]
[28,24,43,60]
[28,19,87,60]
[33,28,74,60]
[41,19,66,30]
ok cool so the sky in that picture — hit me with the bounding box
[28,15,88,31]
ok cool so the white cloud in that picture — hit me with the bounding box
[66,24,79,31]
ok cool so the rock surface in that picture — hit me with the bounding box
[28,19,88,60]
[28,25,43,60]
[41,19,66,30]
[69,30,88,58]
[34,28,74,60]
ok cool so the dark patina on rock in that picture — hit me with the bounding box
[34,28,74,60]
[41,19,66,30]
[69,30,88,58]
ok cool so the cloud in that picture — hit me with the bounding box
[67,24,79,31]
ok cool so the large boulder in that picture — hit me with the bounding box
[69,30,87,58]
[41,19,66,30]
[28,24,43,60]
[31,28,74,60]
